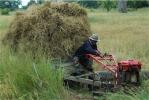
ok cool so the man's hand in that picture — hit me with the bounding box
[95,51,110,58]
[96,50,104,58]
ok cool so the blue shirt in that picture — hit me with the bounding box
[74,40,98,57]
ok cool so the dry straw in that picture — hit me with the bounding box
[3,2,91,59]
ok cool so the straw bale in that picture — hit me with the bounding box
[3,2,91,59]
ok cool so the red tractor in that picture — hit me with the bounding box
[64,54,142,89]
[86,54,142,86]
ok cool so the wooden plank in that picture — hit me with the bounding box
[64,76,101,86]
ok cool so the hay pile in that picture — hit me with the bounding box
[3,2,91,59]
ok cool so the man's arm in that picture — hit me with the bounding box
[84,43,104,57]
[84,43,98,55]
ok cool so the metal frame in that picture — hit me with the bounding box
[86,54,119,85]
[64,54,119,87]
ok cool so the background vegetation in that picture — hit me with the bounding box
[1,0,149,11]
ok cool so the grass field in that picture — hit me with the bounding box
[88,8,149,100]
[0,8,149,100]
[0,16,13,40]
[88,8,149,69]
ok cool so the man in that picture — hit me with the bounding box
[73,34,103,74]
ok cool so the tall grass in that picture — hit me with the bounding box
[0,48,70,99]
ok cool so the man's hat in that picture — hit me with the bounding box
[89,34,99,42]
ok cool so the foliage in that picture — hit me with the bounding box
[101,0,116,12]
[0,49,70,99]
[27,0,36,7]
[77,0,100,8]
[127,0,149,9]
[1,8,9,15]
[77,0,149,11]
[0,0,21,10]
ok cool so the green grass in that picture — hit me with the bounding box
[88,8,149,69]
[105,80,149,100]
[0,49,70,99]
[0,8,149,99]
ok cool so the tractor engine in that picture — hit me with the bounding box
[118,60,142,85]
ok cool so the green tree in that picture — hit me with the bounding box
[77,0,100,8]
[0,0,21,10]
[127,0,149,9]
[101,0,116,12]
[27,0,36,7]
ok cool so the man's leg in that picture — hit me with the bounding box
[85,61,95,91]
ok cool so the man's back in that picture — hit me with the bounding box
[72,34,101,73]
[74,40,97,57]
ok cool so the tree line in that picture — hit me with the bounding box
[0,0,21,10]
[77,0,149,12]
[0,0,149,12]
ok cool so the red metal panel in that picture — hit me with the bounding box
[85,54,118,78]
[118,60,142,71]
